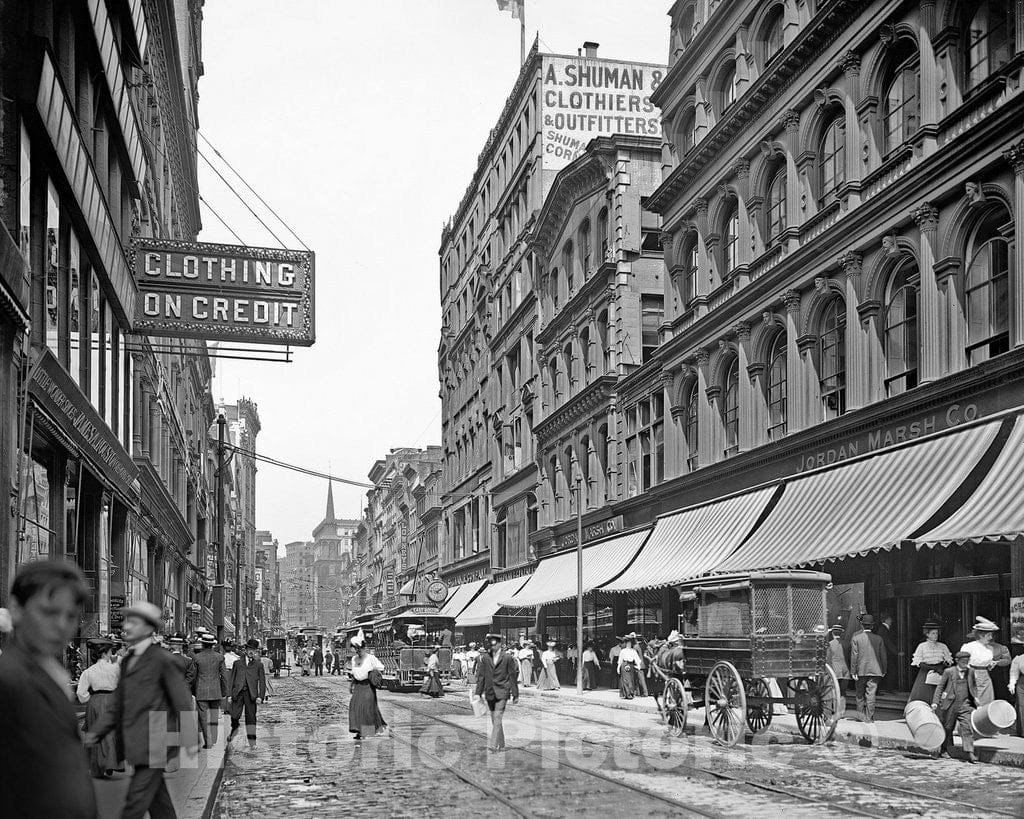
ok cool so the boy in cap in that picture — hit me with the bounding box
[228,638,267,747]
[932,650,978,762]
[86,600,197,817]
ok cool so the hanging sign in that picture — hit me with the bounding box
[129,238,315,346]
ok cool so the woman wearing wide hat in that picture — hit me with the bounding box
[537,641,560,690]
[960,616,1004,707]
[617,633,642,699]
[76,636,125,777]
[419,645,444,698]
[348,630,387,739]
[909,619,953,703]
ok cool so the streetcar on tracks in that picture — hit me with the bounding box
[347,604,454,691]
[654,570,841,747]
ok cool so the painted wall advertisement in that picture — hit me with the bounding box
[1011,596,1024,634]
[540,56,665,171]
[130,238,315,346]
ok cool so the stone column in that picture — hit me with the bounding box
[782,290,806,433]
[1005,141,1024,348]
[696,348,719,463]
[912,203,943,382]
[917,1,939,156]
[733,323,757,452]
[734,28,752,95]
[694,75,711,139]
[838,51,862,207]
[839,252,869,410]
[148,397,160,465]
[661,371,682,480]
[693,199,712,320]
[733,161,753,282]
[780,109,802,248]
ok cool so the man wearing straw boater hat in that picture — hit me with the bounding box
[850,613,886,723]
[86,600,197,818]
[193,632,228,748]
[474,633,519,752]
[931,650,978,763]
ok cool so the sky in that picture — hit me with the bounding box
[197,1,669,551]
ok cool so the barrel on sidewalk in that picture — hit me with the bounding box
[903,701,944,751]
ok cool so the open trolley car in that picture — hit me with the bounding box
[353,605,454,691]
[658,570,841,747]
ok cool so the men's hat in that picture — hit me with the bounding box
[546,640,556,647]
[87,637,116,649]
[857,613,875,627]
[485,633,502,643]
[955,650,972,659]
[246,638,260,650]
[830,622,845,634]
[921,619,942,631]
[467,642,477,648]
[167,632,186,645]
[122,601,162,629]
[974,616,999,632]
[200,634,217,645]
[351,628,365,647]
[666,629,682,644]
[623,631,638,640]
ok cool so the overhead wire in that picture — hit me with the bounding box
[197,148,289,248]
[222,442,374,489]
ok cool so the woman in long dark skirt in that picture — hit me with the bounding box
[617,634,642,699]
[908,620,952,703]
[419,645,445,697]
[76,637,124,777]
[349,636,387,739]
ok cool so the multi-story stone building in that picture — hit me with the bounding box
[311,481,358,630]
[438,40,666,614]
[281,539,315,631]
[255,529,281,634]
[524,0,1024,685]
[223,398,260,638]
[0,0,219,652]
[405,465,444,604]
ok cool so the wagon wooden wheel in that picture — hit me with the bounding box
[792,665,841,744]
[745,677,773,735]
[704,661,746,747]
[662,677,688,737]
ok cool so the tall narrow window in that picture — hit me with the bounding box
[767,331,788,439]
[819,296,847,418]
[563,241,574,294]
[579,327,591,381]
[89,272,101,409]
[626,394,665,495]
[683,240,699,306]
[884,260,920,395]
[18,125,31,271]
[678,4,696,48]
[641,295,664,363]
[965,208,1011,363]
[766,165,787,243]
[761,5,785,66]
[966,3,1013,90]
[597,207,609,261]
[68,230,81,386]
[819,116,845,204]
[883,41,920,153]
[549,268,559,310]
[723,358,739,455]
[718,60,737,112]
[723,204,740,274]
[685,382,699,470]
[579,221,591,275]
[45,179,61,356]
[597,310,610,372]
[678,109,696,154]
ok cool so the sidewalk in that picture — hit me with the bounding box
[508,683,1024,768]
[93,738,228,819]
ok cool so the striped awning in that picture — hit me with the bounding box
[500,528,651,608]
[600,486,779,592]
[915,415,1024,547]
[436,579,487,619]
[455,576,531,627]
[714,420,1002,574]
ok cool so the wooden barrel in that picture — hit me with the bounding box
[903,701,945,750]
[971,700,1016,737]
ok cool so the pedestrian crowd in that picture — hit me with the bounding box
[0,560,275,818]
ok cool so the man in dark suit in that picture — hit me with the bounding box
[229,638,267,746]
[193,633,228,748]
[86,601,197,819]
[0,561,97,819]
[850,613,887,723]
[932,650,978,763]
[877,612,899,694]
[312,645,324,676]
[474,633,519,752]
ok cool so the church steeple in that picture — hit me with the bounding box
[325,479,336,522]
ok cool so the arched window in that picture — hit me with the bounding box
[579,327,592,381]
[680,237,699,307]
[819,296,847,418]
[761,5,785,66]
[563,341,575,392]
[597,207,609,261]
[564,445,578,514]
[596,310,610,371]
[883,39,920,153]
[563,241,575,294]
[722,357,739,455]
[685,381,699,470]
[818,115,845,204]
[717,60,737,113]
[884,260,920,395]
[766,165,787,243]
[722,203,740,274]
[677,4,696,48]
[966,2,1014,90]
[766,330,787,439]
[966,208,1012,363]
[548,355,560,403]
[495,506,508,567]
[549,267,560,310]
[526,492,538,535]
[678,108,697,154]
[579,435,592,507]
[579,221,591,275]
[596,423,610,501]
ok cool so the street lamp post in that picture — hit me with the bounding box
[575,474,583,696]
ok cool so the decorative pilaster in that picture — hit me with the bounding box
[912,203,943,381]
[732,322,758,451]
[781,289,807,434]
[838,252,869,410]
[779,109,802,246]
[916,1,939,155]
[695,347,716,464]
[838,51,862,206]
[1006,141,1024,348]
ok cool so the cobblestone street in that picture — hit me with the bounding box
[212,676,1024,818]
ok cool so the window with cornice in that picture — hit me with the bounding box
[760,5,786,67]
[883,259,920,396]
[579,221,591,275]
[965,2,1014,91]
[598,207,609,261]
[626,393,665,497]
[883,40,920,154]
[965,207,1011,363]
[766,331,787,439]
[818,116,845,205]
[723,203,740,275]
[766,165,787,244]
[819,296,847,419]
[722,357,739,456]
[685,381,699,470]
[563,241,575,295]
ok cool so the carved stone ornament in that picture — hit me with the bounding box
[1004,140,1024,176]
[718,339,728,351]
[814,277,828,293]
[838,50,860,76]
[782,289,802,313]
[696,347,711,366]
[882,234,902,258]
[911,203,939,233]
[878,23,897,49]
[660,232,674,251]
[964,181,987,208]
[732,322,751,341]
[694,198,709,216]
[837,251,863,278]
[762,310,774,326]
[732,159,750,180]
[778,109,800,133]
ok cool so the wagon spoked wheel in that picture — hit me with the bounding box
[745,677,773,735]
[663,677,688,737]
[793,665,841,744]
[704,661,746,747]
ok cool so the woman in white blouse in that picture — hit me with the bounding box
[617,634,642,699]
[517,642,534,688]
[76,637,124,777]
[537,641,561,690]
[349,634,387,739]
[908,619,952,703]
[960,616,1006,707]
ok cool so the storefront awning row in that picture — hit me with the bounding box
[914,414,1024,548]
[713,418,1002,574]
[436,579,487,619]
[599,485,780,592]
[455,576,531,627]
[500,528,651,608]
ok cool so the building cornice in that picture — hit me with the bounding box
[533,375,617,442]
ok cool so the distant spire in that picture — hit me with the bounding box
[326,478,336,521]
